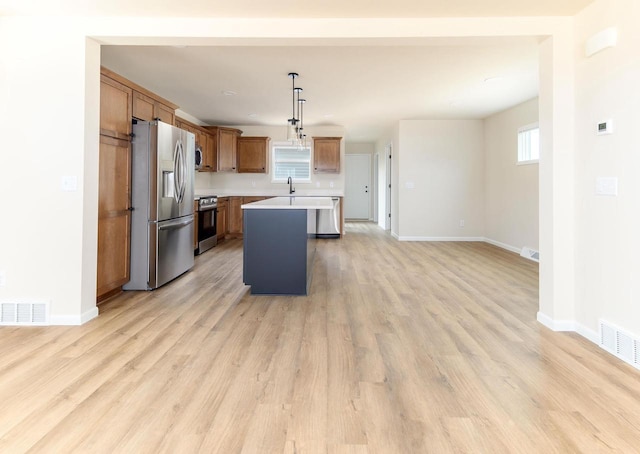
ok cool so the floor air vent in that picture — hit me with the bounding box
[520,247,540,262]
[599,320,640,371]
[0,302,49,325]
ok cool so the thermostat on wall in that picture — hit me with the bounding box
[597,119,613,135]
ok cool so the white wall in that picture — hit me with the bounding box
[0,18,100,324]
[574,0,640,335]
[194,124,346,195]
[484,98,539,253]
[396,120,485,240]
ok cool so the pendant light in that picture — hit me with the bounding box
[286,72,309,147]
[287,73,299,142]
[298,97,306,147]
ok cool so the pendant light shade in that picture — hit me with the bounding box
[286,72,309,146]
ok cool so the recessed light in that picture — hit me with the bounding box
[483,77,503,83]
[248,113,258,118]
[323,114,334,118]
[222,90,237,96]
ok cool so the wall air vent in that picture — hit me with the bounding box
[520,247,540,262]
[0,302,49,325]
[599,319,640,371]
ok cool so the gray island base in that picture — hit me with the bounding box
[242,197,334,295]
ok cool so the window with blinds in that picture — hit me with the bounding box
[517,123,540,164]
[272,145,311,181]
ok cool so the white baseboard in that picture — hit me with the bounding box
[537,311,576,331]
[396,236,484,242]
[536,312,599,345]
[50,307,99,326]
[483,238,520,254]
[576,322,599,344]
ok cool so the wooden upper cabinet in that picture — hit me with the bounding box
[237,137,270,173]
[100,75,132,141]
[132,91,175,125]
[132,91,155,121]
[155,102,175,125]
[176,116,217,172]
[205,127,242,172]
[218,128,241,172]
[205,129,217,172]
[313,137,342,174]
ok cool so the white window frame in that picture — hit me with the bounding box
[271,142,312,183]
[517,123,540,165]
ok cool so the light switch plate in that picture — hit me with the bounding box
[597,119,613,135]
[596,177,618,196]
[405,181,415,189]
[61,176,78,192]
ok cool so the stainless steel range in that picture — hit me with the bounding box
[196,195,218,255]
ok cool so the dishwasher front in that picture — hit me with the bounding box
[316,197,341,238]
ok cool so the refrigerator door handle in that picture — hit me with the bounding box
[158,217,194,231]
[173,140,181,204]
[179,140,187,203]
[173,139,188,204]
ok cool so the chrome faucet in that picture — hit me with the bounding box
[287,176,295,194]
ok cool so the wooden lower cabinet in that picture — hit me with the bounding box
[217,198,229,240]
[228,196,267,238]
[97,135,131,301]
[228,197,243,237]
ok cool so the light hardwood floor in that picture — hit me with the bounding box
[1,223,640,453]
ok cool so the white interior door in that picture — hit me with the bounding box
[345,153,371,220]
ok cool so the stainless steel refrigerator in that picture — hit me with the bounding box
[123,120,195,291]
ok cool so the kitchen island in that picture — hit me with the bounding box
[242,197,334,295]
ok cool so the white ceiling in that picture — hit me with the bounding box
[5,0,595,142]
[101,38,541,142]
[1,0,595,18]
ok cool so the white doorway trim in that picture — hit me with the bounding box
[385,144,392,230]
[373,153,379,223]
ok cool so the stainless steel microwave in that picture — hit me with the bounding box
[195,145,203,170]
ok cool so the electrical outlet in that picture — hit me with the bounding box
[459,219,465,228]
[316,182,320,188]
[251,181,256,188]
[330,181,334,188]
[0,271,5,287]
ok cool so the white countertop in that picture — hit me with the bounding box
[195,189,344,198]
[241,196,335,210]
